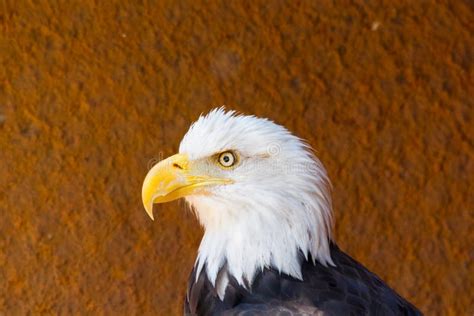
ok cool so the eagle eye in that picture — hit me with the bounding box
[218,151,237,168]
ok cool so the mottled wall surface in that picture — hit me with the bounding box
[0,1,472,315]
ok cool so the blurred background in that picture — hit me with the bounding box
[0,1,473,315]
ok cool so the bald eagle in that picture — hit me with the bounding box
[142,109,421,315]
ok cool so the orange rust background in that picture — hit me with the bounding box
[0,1,473,315]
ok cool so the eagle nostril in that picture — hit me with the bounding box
[172,163,183,170]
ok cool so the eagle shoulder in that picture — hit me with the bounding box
[184,244,422,316]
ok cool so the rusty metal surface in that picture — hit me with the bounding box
[0,1,472,314]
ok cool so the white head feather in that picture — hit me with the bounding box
[179,108,334,296]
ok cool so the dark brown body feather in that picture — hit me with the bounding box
[184,243,421,316]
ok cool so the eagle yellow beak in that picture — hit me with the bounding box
[141,153,232,220]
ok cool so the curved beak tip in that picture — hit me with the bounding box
[147,212,155,221]
[145,203,155,221]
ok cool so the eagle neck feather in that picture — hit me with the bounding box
[187,181,334,298]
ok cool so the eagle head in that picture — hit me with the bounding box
[142,108,333,287]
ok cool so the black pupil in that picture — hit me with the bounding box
[223,155,230,163]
